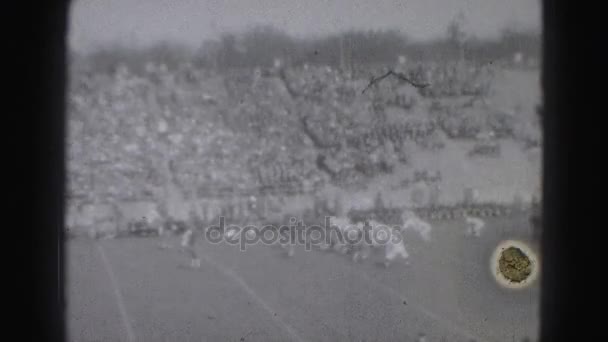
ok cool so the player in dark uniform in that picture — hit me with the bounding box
[180,208,204,269]
[351,220,372,263]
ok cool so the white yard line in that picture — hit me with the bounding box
[198,252,308,342]
[200,246,484,342]
[96,244,136,342]
[351,266,493,342]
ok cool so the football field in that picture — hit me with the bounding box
[67,213,540,342]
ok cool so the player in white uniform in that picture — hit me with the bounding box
[180,227,201,268]
[401,210,432,242]
[464,212,485,237]
[157,201,192,250]
[278,222,296,258]
[383,227,409,268]
[379,210,433,268]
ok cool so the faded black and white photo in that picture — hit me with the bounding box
[66,0,542,341]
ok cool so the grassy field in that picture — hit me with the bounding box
[67,210,540,342]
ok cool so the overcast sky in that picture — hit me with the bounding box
[69,0,541,52]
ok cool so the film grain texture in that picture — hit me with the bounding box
[67,1,542,341]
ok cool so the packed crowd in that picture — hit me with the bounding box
[416,60,495,98]
[67,58,533,238]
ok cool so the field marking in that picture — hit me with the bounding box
[96,244,136,342]
[198,252,308,342]
[350,265,493,342]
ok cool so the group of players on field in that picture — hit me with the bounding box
[150,204,486,270]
